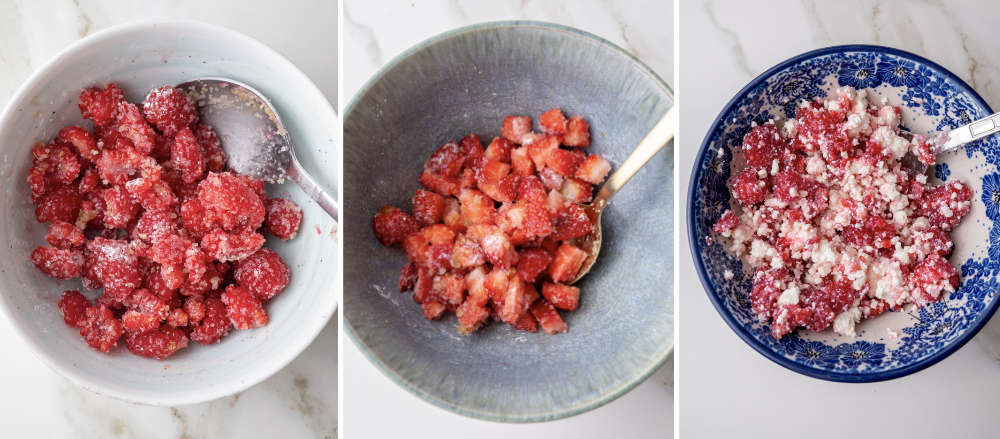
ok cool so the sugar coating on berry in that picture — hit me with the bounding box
[234,248,290,301]
[264,198,303,240]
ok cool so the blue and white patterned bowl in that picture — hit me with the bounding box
[689,45,1000,382]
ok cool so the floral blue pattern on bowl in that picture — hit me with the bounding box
[689,45,1000,382]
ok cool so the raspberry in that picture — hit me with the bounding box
[102,185,139,228]
[197,172,266,232]
[917,180,972,230]
[562,116,590,147]
[58,126,100,162]
[171,127,205,183]
[234,248,290,301]
[372,205,420,246]
[221,285,268,330]
[190,297,231,344]
[149,234,194,266]
[142,86,198,136]
[79,305,123,352]
[115,102,158,155]
[194,124,227,172]
[731,167,767,206]
[711,210,740,236]
[132,210,179,244]
[539,108,568,135]
[166,308,189,328]
[84,238,144,300]
[264,198,303,240]
[31,246,83,279]
[58,290,90,328]
[742,123,784,170]
[125,326,189,359]
[34,185,83,224]
[180,198,216,239]
[78,83,124,127]
[200,230,266,262]
[122,310,162,333]
[184,296,206,325]
[45,221,85,249]
[842,215,895,250]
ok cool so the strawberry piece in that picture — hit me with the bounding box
[479,174,519,203]
[441,197,466,233]
[501,116,532,143]
[496,201,553,243]
[425,141,465,177]
[412,189,446,226]
[171,127,205,183]
[516,247,553,283]
[560,178,593,204]
[517,175,548,206]
[549,242,587,283]
[510,146,535,176]
[399,262,418,292]
[79,305,123,352]
[58,290,90,328]
[412,267,434,304]
[190,297,231,344]
[511,310,539,332]
[431,273,465,305]
[467,224,518,267]
[550,203,592,241]
[542,282,580,311]
[422,300,447,320]
[485,137,514,163]
[458,189,495,225]
[78,83,124,127]
[530,299,567,334]
[451,234,486,268]
[537,167,565,192]
[31,246,83,279]
[221,285,268,330]
[125,326,188,359]
[456,267,490,333]
[200,230,266,262]
[373,205,420,246]
[574,154,611,185]
[539,108,568,135]
[234,248,290,301]
[419,171,461,197]
[562,116,590,147]
[142,85,198,136]
[459,134,484,167]
[264,198,303,240]
[526,136,559,169]
[45,220,84,249]
[546,148,583,177]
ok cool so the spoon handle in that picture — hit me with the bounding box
[939,110,1000,153]
[287,157,339,221]
[593,105,676,205]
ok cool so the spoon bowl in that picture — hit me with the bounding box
[178,77,339,220]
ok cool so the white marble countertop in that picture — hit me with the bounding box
[679,1,1000,437]
[0,1,338,437]
[342,1,672,437]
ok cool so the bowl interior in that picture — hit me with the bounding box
[344,22,673,421]
[0,21,339,404]
[690,46,1000,381]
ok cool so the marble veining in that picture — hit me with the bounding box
[0,0,338,437]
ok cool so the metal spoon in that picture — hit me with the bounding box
[901,110,1000,175]
[177,78,338,220]
[570,106,677,284]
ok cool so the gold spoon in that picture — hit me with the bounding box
[571,105,676,284]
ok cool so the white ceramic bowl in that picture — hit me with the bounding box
[0,20,339,405]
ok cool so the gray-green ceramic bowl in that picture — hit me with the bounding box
[344,21,673,422]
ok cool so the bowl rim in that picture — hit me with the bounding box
[0,18,340,405]
[344,19,673,422]
[687,43,999,383]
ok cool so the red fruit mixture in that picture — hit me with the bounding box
[373,108,608,334]
[33,83,303,359]
[711,86,971,339]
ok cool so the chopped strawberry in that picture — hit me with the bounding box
[549,242,587,283]
[530,299,567,334]
[539,108,568,135]
[560,178,593,204]
[459,134,484,167]
[419,171,461,197]
[467,225,518,267]
[451,234,486,268]
[575,154,611,185]
[425,141,465,177]
[510,147,535,176]
[517,247,553,283]
[373,205,420,246]
[399,262,418,292]
[458,189,496,225]
[542,282,580,311]
[546,148,583,177]
[526,136,559,169]
[422,300,447,320]
[412,189,446,226]
[562,116,590,147]
[550,203,592,241]
[501,116,532,143]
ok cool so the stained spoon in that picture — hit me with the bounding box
[571,105,677,284]
[177,77,338,220]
